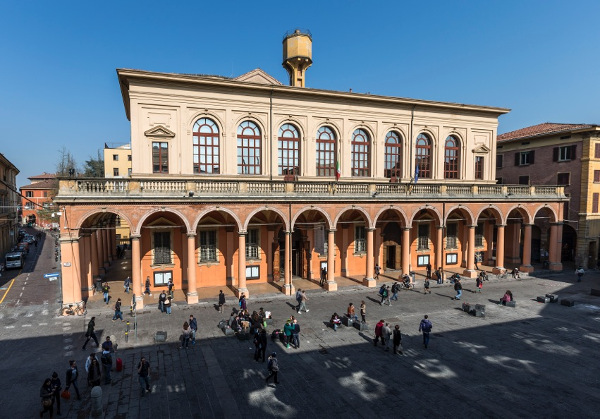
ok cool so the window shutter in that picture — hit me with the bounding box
[553,147,559,162]
[594,170,600,183]
[594,193,599,214]
[570,145,577,159]
[595,143,600,158]
[515,152,520,166]
[529,150,535,164]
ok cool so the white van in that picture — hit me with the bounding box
[5,252,24,269]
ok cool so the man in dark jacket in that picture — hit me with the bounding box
[50,372,62,415]
[218,290,226,313]
[373,319,384,346]
[65,360,81,400]
[189,314,198,345]
[393,325,403,355]
[453,279,462,300]
[82,317,98,350]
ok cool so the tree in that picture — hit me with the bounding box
[82,149,105,177]
[56,146,78,176]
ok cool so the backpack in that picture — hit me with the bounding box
[422,320,432,333]
[101,353,112,365]
[382,289,388,297]
[268,358,279,371]
[378,286,385,296]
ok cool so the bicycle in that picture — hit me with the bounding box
[61,301,87,316]
[497,268,508,280]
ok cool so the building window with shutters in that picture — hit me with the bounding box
[553,145,576,162]
[153,232,172,265]
[475,156,484,180]
[199,230,217,262]
[446,223,458,249]
[593,193,599,213]
[475,223,484,248]
[557,173,570,186]
[594,170,600,183]
[516,151,534,166]
[354,226,366,254]
[496,155,503,169]
[152,142,169,173]
[418,223,430,250]
[563,201,569,220]
[246,229,259,260]
[595,143,600,158]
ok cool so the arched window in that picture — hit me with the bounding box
[384,131,402,178]
[192,118,219,174]
[316,126,336,177]
[351,129,370,177]
[237,121,261,175]
[415,133,432,179]
[444,135,460,179]
[278,124,300,176]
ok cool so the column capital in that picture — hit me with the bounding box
[437,225,444,230]
[550,222,564,226]
[130,234,141,240]
[468,225,477,229]
[238,231,247,236]
[187,232,196,238]
[523,223,534,227]
[327,229,337,233]
[496,224,507,228]
[366,227,376,232]
[402,226,412,232]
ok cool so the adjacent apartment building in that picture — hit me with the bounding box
[0,153,19,256]
[497,122,600,268]
[54,32,567,309]
[20,172,57,228]
[104,143,132,245]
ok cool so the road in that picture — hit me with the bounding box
[1,231,600,418]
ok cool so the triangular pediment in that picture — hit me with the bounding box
[472,144,491,153]
[234,68,282,86]
[147,217,177,227]
[144,125,176,138]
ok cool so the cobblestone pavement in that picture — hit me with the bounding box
[2,233,600,418]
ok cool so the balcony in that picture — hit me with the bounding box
[54,178,567,203]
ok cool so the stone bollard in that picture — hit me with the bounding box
[90,386,103,418]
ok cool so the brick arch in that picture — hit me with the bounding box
[408,205,443,225]
[474,205,504,224]
[373,206,409,227]
[505,205,533,224]
[76,207,134,231]
[444,205,476,226]
[135,207,191,235]
[291,206,333,231]
[243,206,289,232]
[191,207,242,232]
[333,205,373,229]
[532,204,559,223]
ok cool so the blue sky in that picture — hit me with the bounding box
[2,0,599,187]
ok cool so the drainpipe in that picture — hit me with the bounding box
[409,105,416,180]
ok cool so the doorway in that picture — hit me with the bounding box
[386,245,396,269]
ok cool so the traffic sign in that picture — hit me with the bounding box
[43,272,60,279]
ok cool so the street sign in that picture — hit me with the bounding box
[43,272,60,279]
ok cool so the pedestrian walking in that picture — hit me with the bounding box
[424,277,431,294]
[40,378,54,418]
[292,318,300,349]
[379,285,390,305]
[474,253,479,270]
[253,328,263,361]
[297,290,309,313]
[453,278,462,300]
[426,263,432,279]
[87,358,101,387]
[65,360,82,400]
[101,335,114,352]
[295,289,302,311]
[418,315,433,349]
[189,314,198,345]
[360,300,366,323]
[390,282,399,301]
[320,267,327,286]
[476,276,483,293]
[265,352,279,385]
[85,353,97,386]
[239,293,247,311]
[144,277,151,295]
[180,322,191,349]
[576,266,585,282]
[101,349,112,384]
[373,319,384,346]
[137,356,151,396]
[374,263,381,280]
[50,372,62,416]
[382,322,392,351]
[167,278,174,299]
[164,296,172,315]
[112,298,123,321]
[258,328,268,361]
[124,276,131,293]
[158,290,167,313]
[283,320,294,348]
[102,282,110,304]
[82,317,99,350]
[393,325,403,355]
[437,267,445,284]
[218,290,226,313]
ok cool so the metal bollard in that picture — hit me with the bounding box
[90,385,103,417]
[125,321,130,343]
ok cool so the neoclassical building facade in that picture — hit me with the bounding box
[54,62,567,309]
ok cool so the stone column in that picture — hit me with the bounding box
[131,235,144,309]
[226,228,234,286]
[436,226,443,269]
[83,234,93,292]
[341,226,348,276]
[326,229,337,291]
[520,224,534,272]
[267,228,275,281]
[237,232,248,297]
[110,225,117,259]
[90,231,99,279]
[549,222,563,271]
[493,225,506,274]
[60,235,82,306]
[187,233,198,304]
[402,227,410,275]
[364,227,376,287]
[283,231,293,295]
[463,225,477,278]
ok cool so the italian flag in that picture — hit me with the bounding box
[335,160,341,180]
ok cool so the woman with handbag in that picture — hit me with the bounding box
[50,371,62,416]
[40,378,54,418]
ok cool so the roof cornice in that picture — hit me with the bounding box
[117,68,510,121]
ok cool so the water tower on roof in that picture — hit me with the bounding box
[282,29,312,87]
